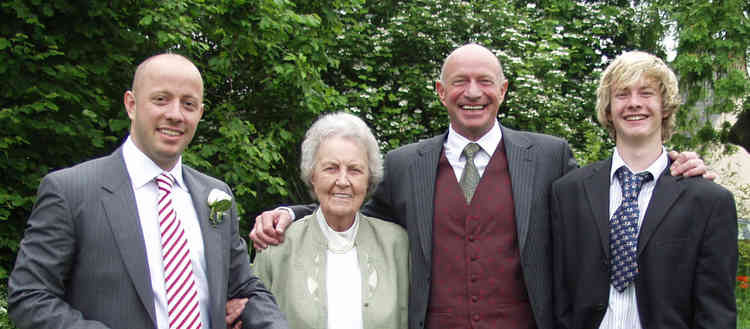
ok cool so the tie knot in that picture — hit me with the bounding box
[155,172,174,191]
[615,166,653,199]
[463,143,481,159]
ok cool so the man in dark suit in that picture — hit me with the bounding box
[8,53,288,329]
[250,44,708,329]
[551,51,737,329]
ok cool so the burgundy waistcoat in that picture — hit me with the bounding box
[426,142,536,329]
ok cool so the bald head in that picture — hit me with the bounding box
[124,53,205,170]
[440,43,505,83]
[131,53,203,96]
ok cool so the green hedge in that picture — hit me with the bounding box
[738,238,750,328]
[0,283,15,329]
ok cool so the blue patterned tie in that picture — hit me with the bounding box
[609,166,653,292]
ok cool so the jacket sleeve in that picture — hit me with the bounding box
[693,188,738,329]
[550,180,571,329]
[8,175,110,329]
[223,190,289,329]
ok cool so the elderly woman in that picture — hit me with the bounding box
[253,112,409,329]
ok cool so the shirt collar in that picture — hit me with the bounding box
[315,208,360,252]
[447,119,503,157]
[610,146,668,185]
[122,136,186,191]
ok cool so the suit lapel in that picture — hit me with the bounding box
[637,171,684,256]
[181,167,223,328]
[502,127,535,253]
[412,134,444,269]
[100,148,157,326]
[582,159,613,258]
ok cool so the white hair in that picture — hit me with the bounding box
[300,112,384,199]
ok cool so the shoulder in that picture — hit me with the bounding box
[43,151,121,188]
[285,213,316,237]
[361,214,408,243]
[503,126,569,150]
[670,177,738,229]
[553,159,607,187]
[385,133,445,159]
[182,165,229,189]
[262,214,317,255]
[677,176,734,199]
[255,215,322,278]
[47,151,116,177]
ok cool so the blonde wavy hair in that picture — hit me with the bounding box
[596,51,680,141]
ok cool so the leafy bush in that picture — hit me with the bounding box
[738,239,750,328]
[0,283,17,329]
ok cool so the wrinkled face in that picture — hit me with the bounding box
[311,136,370,228]
[608,78,665,145]
[124,55,204,170]
[436,46,508,141]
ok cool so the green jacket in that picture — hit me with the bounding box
[254,212,410,329]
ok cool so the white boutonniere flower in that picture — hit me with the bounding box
[208,189,232,227]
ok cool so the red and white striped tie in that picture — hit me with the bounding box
[156,172,202,329]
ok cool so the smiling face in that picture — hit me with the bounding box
[311,136,370,230]
[596,51,680,143]
[436,45,508,141]
[608,77,666,146]
[124,54,204,170]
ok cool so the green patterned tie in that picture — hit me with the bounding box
[459,143,481,203]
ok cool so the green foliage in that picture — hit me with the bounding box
[667,0,750,152]
[2,0,746,297]
[1,0,138,278]
[324,0,636,164]
[184,0,352,217]
[0,282,16,329]
[0,0,348,277]
[738,239,750,328]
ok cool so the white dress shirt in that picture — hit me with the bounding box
[444,120,503,181]
[316,209,364,329]
[122,137,211,329]
[599,147,668,329]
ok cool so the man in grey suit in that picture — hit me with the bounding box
[249,44,707,329]
[8,53,288,329]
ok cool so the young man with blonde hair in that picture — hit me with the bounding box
[551,51,737,329]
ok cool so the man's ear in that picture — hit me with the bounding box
[124,91,136,120]
[498,79,509,102]
[435,80,447,106]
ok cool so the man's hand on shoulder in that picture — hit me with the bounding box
[668,150,717,180]
[249,208,292,249]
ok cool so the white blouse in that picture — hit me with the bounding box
[316,210,364,329]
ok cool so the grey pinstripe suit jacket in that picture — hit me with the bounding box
[8,147,287,329]
[293,125,578,329]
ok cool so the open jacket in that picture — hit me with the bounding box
[254,212,410,329]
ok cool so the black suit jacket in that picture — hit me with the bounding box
[551,157,737,329]
[294,125,577,329]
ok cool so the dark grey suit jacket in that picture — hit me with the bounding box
[293,125,577,329]
[551,158,737,329]
[8,147,288,329]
